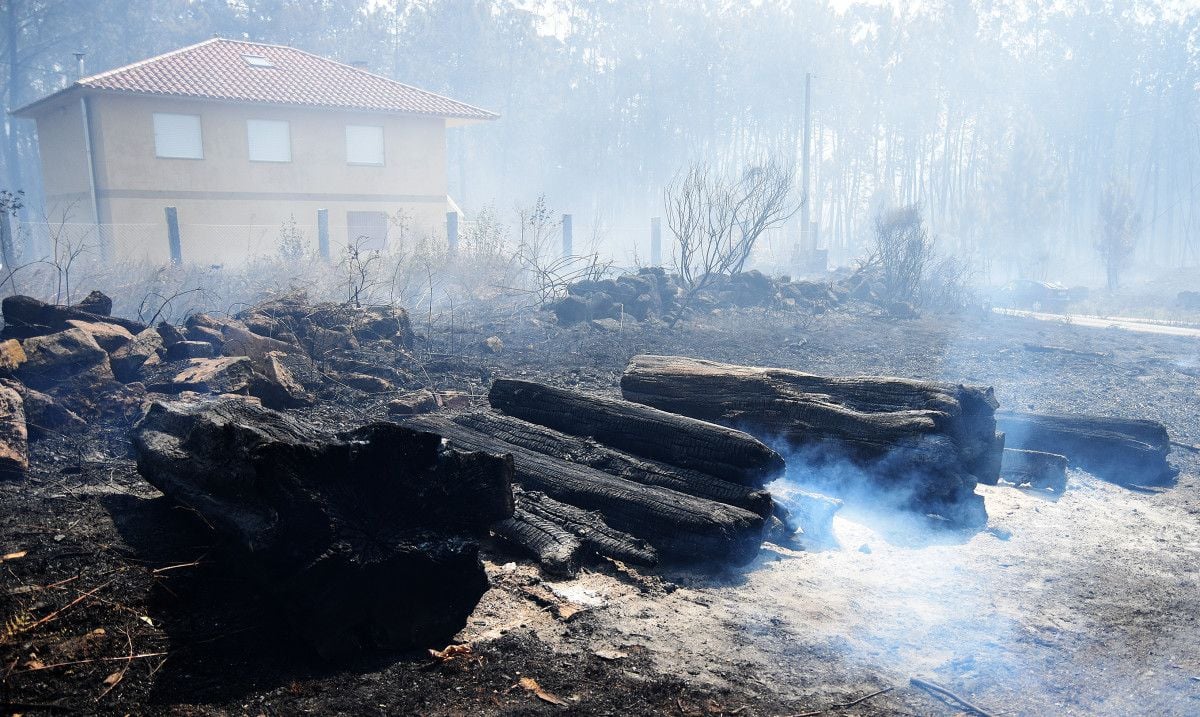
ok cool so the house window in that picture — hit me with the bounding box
[247,119,291,162]
[345,125,384,165]
[347,211,388,251]
[152,113,203,159]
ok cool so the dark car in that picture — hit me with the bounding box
[996,279,1071,312]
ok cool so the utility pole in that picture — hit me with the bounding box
[800,71,812,256]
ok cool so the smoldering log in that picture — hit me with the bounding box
[1000,448,1068,492]
[995,410,1172,485]
[453,411,774,518]
[487,378,785,487]
[405,415,766,566]
[132,397,513,660]
[620,354,999,526]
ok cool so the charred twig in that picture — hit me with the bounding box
[786,685,895,716]
[909,677,994,717]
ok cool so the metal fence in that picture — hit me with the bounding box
[3,211,813,277]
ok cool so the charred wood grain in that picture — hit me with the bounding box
[405,415,765,566]
[454,411,774,518]
[620,354,999,526]
[488,378,785,487]
[132,398,513,659]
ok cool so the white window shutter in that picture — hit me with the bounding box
[247,119,291,162]
[153,113,203,159]
[345,125,385,165]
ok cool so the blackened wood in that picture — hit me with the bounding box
[488,378,785,488]
[405,415,765,566]
[620,354,998,527]
[514,488,657,567]
[996,410,1172,485]
[454,411,773,518]
[493,505,583,577]
[132,398,513,659]
[1000,448,1068,492]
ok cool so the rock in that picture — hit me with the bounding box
[165,340,216,362]
[149,355,317,410]
[222,324,294,361]
[388,390,440,416]
[155,321,186,347]
[65,319,135,353]
[1,294,145,339]
[150,357,256,395]
[1,379,86,439]
[354,305,415,347]
[552,296,589,325]
[0,385,28,475]
[437,390,472,410]
[0,339,26,373]
[254,351,314,408]
[337,372,393,394]
[15,328,112,391]
[111,328,164,383]
[482,336,503,354]
[69,290,113,317]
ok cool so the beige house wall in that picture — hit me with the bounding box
[31,92,451,265]
[28,95,96,224]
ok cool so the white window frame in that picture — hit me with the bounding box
[345,124,385,166]
[152,113,203,159]
[246,119,292,163]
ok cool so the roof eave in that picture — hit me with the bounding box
[9,84,85,118]
[29,85,499,122]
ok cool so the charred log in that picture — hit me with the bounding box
[454,411,774,518]
[488,378,785,487]
[514,488,658,568]
[405,415,765,566]
[492,488,657,577]
[132,398,513,660]
[995,410,1172,485]
[1000,448,1068,492]
[620,355,998,527]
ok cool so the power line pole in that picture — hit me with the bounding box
[800,72,812,255]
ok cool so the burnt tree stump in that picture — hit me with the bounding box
[132,397,513,660]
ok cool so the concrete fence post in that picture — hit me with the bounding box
[562,213,573,257]
[446,211,459,256]
[164,206,182,265]
[317,208,330,260]
[650,216,661,267]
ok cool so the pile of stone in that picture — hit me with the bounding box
[547,268,855,326]
[0,291,424,476]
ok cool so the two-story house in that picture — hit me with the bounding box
[12,38,497,264]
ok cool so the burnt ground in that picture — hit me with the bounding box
[1,303,1198,716]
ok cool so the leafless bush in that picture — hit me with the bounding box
[665,158,800,323]
[512,195,612,306]
[861,204,974,313]
[861,204,932,307]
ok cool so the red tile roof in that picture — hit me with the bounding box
[22,38,496,120]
